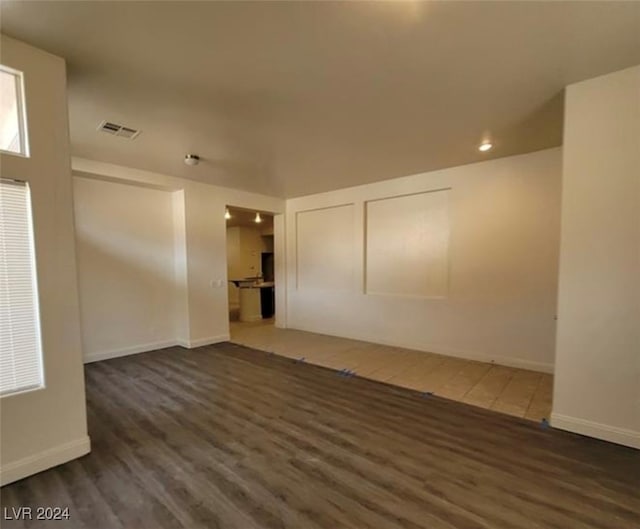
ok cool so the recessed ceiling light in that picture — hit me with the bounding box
[478,142,493,152]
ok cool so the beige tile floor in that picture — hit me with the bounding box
[229,320,553,422]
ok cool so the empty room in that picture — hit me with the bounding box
[0,1,638,528]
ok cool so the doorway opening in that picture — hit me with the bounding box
[225,206,275,331]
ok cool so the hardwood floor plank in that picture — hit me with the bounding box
[2,343,638,529]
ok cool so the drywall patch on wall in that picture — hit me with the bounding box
[365,189,450,298]
[296,204,355,291]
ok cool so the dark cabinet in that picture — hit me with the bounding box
[260,286,275,318]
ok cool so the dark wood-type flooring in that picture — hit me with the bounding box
[2,343,639,529]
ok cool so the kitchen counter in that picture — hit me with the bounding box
[229,279,274,288]
[229,279,275,321]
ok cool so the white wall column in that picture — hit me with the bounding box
[552,65,640,448]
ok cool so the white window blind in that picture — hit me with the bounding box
[0,179,43,396]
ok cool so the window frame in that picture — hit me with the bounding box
[0,178,44,398]
[0,64,30,158]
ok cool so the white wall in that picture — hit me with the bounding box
[286,148,562,372]
[552,66,640,448]
[274,214,287,328]
[366,190,450,298]
[0,36,90,485]
[296,204,356,291]
[172,190,190,344]
[72,159,284,349]
[226,226,241,306]
[73,177,180,361]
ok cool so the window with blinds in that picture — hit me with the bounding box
[0,179,44,396]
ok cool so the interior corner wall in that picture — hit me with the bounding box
[71,158,284,349]
[285,148,562,373]
[552,65,640,449]
[0,35,90,485]
[274,213,287,328]
[73,177,180,362]
[172,189,189,345]
[226,226,242,307]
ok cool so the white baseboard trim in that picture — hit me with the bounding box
[441,348,554,373]
[84,334,232,361]
[84,339,179,363]
[551,413,640,449]
[0,436,91,486]
[287,322,554,374]
[186,334,230,348]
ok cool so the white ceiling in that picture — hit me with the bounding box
[1,1,639,197]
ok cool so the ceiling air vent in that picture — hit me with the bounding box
[97,120,141,139]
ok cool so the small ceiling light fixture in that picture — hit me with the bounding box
[225,208,231,220]
[478,141,493,152]
[184,154,200,166]
[254,212,262,224]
